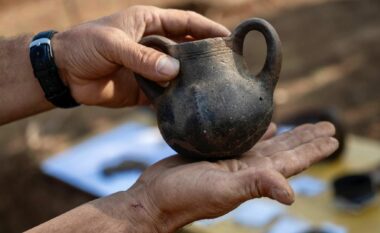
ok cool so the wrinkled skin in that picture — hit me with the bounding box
[126,122,338,232]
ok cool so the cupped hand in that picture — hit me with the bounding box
[52,5,230,107]
[127,122,338,232]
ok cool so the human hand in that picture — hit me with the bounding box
[124,122,338,232]
[52,5,230,107]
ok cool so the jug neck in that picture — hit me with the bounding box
[168,37,233,61]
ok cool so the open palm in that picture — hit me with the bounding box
[131,122,338,231]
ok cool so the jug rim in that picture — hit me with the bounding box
[169,36,231,48]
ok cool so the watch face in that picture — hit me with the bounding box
[31,45,49,70]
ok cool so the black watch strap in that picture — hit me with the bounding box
[29,30,80,108]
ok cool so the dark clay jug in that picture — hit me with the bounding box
[135,18,282,159]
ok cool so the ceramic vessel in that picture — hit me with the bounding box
[135,18,282,159]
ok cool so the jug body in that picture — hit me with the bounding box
[136,18,282,159]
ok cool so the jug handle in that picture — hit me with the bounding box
[231,18,282,89]
[134,36,177,102]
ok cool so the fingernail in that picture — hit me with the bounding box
[220,27,231,36]
[272,188,293,204]
[156,55,179,77]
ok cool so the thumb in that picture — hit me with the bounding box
[234,169,295,205]
[113,38,179,81]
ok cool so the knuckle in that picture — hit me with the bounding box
[94,27,126,57]
[311,141,324,155]
[254,171,272,198]
[138,49,155,67]
[186,10,201,17]
[132,46,147,65]
[131,47,161,75]
[95,27,123,45]
[314,138,334,159]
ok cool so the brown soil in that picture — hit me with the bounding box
[0,0,379,232]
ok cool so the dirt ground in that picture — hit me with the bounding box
[0,0,379,232]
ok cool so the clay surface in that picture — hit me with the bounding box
[136,18,282,159]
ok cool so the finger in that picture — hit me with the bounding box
[258,122,277,142]
[254,122,336,157]
[109,36,179,82]
[147,8,230,39]
[233,169,294,205]
[70,68,139,107]
[108,69,150,106]
[272,137,339,178]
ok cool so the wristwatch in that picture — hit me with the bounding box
[29,30,80,108]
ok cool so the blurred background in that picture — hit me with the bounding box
[0,0,379,232]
